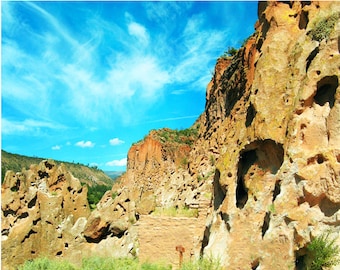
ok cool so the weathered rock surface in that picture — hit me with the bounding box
[1,160,91,268]
[199,1,340,269]
[1,161,136,270]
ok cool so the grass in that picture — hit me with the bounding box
[18,257,221,270]
[152,206,198,218]
[305,232,340,270]
[181,257,222,270]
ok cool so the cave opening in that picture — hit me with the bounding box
[236,140,284,209]
[213,169,226,210]
[314,75,338,108]
[236,150,257,209]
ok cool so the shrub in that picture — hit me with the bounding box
[308,12,339,42]
[222,47,238,58]
[306,232,340,270]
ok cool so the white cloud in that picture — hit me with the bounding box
[106,158,127,167]
[109,138,125,146]
[75,140,95,148]
[52,145,61,150]
[128,21,149,45]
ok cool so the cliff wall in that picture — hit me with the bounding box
[199,1,340,269]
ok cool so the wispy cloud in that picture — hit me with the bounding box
[2,118,66,135]
[2,2,225,130]
[143,115,200,124]
[109,138,125,146]
[127,21,149,45]
[75,140,95,148]
[106,158,127,167]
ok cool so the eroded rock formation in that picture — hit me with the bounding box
[199,1,340,269]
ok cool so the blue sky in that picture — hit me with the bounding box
[1,1,258,171]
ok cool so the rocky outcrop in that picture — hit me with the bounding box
[1,160,135,270]
[1,160,91,268]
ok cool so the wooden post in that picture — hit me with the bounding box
[176,245,185,268]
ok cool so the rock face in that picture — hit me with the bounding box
[2,1,340,269]
[199,1,340,269]
[1,160,136,270]
[1,160,91,268]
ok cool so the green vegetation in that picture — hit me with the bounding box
[209,155,215,166]
[18,257,76,270]
[87,185,112,210]
[308,12,339,42]
[152,206,198,218]
[18,256,221,270]
[1,150,114,186]
[221,46,238,58]
[181,257,222,270]
[305,232,340,270]
[197,170,214,182]
[156,127,199,146]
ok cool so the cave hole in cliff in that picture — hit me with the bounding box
[236,140,284,209]
[299,10,309,30]
[200,225,211,257]
[38,170,49,179]
[33,218,41,225]
[306,46,319,72]
[272,180,282,202]
[261,212,271,238]
[10,179,20,192]
[3,209,16,217]
[245,103,257,127]
[18,212,29,219]
[319,197,340,217]
[223,213,231,231]
[295,248,307,270]
[28,195,37,208]
[251,259,260,270]
[21,229,37,243]
[44,161,54,170]
[314,76,338,108]
[213,169,226,210]
[236,150,254,209]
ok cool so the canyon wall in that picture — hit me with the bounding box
[199,1,340,269]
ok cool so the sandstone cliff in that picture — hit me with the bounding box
[2,1,340,269]
[200,1,340,269]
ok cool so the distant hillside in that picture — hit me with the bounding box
[105,171,125,179]
[1,150,117,186]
